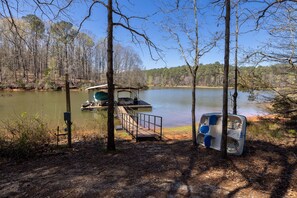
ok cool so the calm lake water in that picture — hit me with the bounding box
[0,88,267,128]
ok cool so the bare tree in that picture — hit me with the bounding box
[95,39,107,83]
[161,0,220,146]
[245,1,297,120]
[88,0,161,150]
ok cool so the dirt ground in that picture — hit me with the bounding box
[0,130,297,198]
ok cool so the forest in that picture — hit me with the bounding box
[0,16,145,90]
[145,62,295,89]
[0,15,294,92]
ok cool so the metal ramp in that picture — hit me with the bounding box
[117,106,162,141]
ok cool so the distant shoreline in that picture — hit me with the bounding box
[0,85,233,92]
[147,85,226,89]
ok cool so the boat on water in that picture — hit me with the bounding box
[81,84,152,111]
[197,113,247,155]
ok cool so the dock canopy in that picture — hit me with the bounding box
[85,84,142,91]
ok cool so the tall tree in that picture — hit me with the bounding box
[106,0,159,150]
[95,39,107,82]
[162,0,220,146]
[232,0,239,115]
[76,32,95,80]
[22,14,45,81]
[107,0,115,150]
[81,0,160,150]
[221,0,231,159]
[50,21,75,76]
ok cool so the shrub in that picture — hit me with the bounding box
[287,129,297,136]
[0,112,51,159]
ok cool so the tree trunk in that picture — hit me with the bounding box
[13,42,18,82]
[192,73,197,146]
[34,33,39,80]
[192,0,198,146]
[45,32,50,75]
[64,42,68,75]
[18,41,26,81]
[107,0,115,151]
[221,0,231,159]
[0,60,2,83]
[233,1,239,115]
[32,35,37,82]
[65,73,72,148]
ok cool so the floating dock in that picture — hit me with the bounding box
[81,84,152,111]
[82,100,152,111]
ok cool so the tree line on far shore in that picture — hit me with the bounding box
[0,16,294,94]
[145,62,295,90]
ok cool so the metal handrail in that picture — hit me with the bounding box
[121,113,138,138]
[137,113,162,134]
[121,111,162,139]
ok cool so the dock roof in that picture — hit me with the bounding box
[85,84,141,91]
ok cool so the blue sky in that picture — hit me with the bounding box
[11,0,270,69]
[78,0,267,69]
[72,0,228,69]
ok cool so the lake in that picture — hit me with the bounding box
[0,88,267,128]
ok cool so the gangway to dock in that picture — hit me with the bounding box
[117,106,162,141]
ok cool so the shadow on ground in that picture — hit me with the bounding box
[0,138,296,197]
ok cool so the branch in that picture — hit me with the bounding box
[75,1,98,35]
[199,32,222,58]
[113,22,162,61]
[256,1,278,28]
[255,0,297,28]
[32,0,55,20]
[1,0,31,49]
[246,50,297,68]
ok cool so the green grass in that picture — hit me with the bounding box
[247,119,297,139]
[165,125,198,133]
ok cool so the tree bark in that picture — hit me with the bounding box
[221,0,230,159]
[192,73,197,146]
[34,32,38,80]
[65,73,72,148]
[192,0,198,146]
[64,42,68,75]
[45,32,50,75]
[107,0,115,151]
[0,60,2,83]
[233,0,239,115]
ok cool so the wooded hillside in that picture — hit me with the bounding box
[0,16,145,90]
[145,62,295,89]
[0,16,295,91]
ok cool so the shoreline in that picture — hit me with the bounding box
[0,85,233,92]
[163,114,275,129]
[148,85,227,89]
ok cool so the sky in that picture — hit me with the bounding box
[8,0,271,69]
[71,0,228,68]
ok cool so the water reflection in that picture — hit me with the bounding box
[0,88,267,128]
[139,88,267,127]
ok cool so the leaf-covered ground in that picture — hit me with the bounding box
[1,131,296,198]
